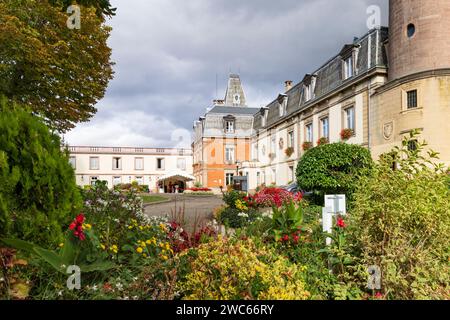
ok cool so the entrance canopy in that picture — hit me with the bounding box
[158,171,195,183]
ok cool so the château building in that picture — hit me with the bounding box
[193,0,450,192]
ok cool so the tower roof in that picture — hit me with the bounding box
[223,74,247,107]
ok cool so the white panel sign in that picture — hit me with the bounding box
[322,207,333,246]
[325,194,347,215]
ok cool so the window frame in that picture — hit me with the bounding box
[344,56,353,80]
[69,156,76,169]
[288,130,295,148]
[112,157,122,170]
[305,123,313,143]
[89,157,99,170]
[344,106,356,131]
[406,89,418,109]
[225,146,235,163]
[320,117,330,139]
[177,158,186,171]
[156,158,165,170]
[135,157,144,171]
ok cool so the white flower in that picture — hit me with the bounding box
[237,212,249,218]
[0,277,4,282]
[58,290,63,296]
[92,285,98,291]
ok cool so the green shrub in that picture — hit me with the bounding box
[349,132,450,299]
[178,238,310,300]
[296,143,373,203]
[0,100,81,246]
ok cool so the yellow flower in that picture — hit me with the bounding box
[136,247,143,254]
[161,255,168,261]
[143,253,147,258]
[128,226,133,230]
[100,244,106,250]
[139,226,144,231]
[146,240,152,245]
[83,223,92,230]
[59,243,64,248]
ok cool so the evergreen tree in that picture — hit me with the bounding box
[0,98,82,246]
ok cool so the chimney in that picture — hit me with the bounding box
[213,99,225,106]
[284,80,293,92]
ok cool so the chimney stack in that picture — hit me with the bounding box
[284,80,293,92]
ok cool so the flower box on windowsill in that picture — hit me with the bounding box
[302,142,313,151]
[340,129,355,141]
[285,147,294,157]
[317,137,329,146]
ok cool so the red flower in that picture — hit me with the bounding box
[292,235,300,243]
[336,216,346,228]
[282,235,289,242]
[375,292,383,299]
[75,214,85,224]
[69,214,87,241]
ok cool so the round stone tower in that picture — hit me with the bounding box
[388,0,450,81]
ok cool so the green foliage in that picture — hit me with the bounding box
[0,0,114,132]
[178,238,310,300]
[349,131,450,299]
[2,233,114,274]
[81,181,145,250]
[49,0,116,17]
[296,142,373,200]
[222,189,247,209]
[0,100,81,246]
[271,200,305,241]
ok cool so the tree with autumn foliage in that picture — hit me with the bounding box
[0,0,115,132]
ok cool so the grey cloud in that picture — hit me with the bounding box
[65,0,388,148]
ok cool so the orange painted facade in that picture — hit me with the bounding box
[193,137,251,188]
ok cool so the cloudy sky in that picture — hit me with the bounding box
[64,0,388,148]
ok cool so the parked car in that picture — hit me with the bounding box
[281,182,313,198]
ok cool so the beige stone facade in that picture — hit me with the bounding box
[371,73,450,167]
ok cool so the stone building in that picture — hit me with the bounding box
[192,75,259,190]
[370,0,450,163]
[68,146,194,193]
[193,0,450,192]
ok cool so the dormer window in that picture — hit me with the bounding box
[277,94,288,117]
[340,43,359,80]
[302,74,316,102]
[344,56,353,79]
[223,115,236,133]
[225,120,234,133]
[260,108,269,127]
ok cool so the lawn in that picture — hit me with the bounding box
[140,194,169,204]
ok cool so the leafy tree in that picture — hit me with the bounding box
[49,0,117,17]
[0,98,82,246]
[296,143,373,200]
[0,0,114,132]
[349,131,450,299]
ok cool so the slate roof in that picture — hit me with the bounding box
[208,106,260,116]
[254,27,389,131]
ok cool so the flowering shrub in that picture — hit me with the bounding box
[122,216,174,262]
[349,131,450,299]
[252,187,301,208]
[185,188,212,192]
[271,194,306,242]
[179,238,310,300]
[81,181,146,251]
[340,128,354,140]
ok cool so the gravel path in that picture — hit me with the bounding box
[144,194,224,230]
